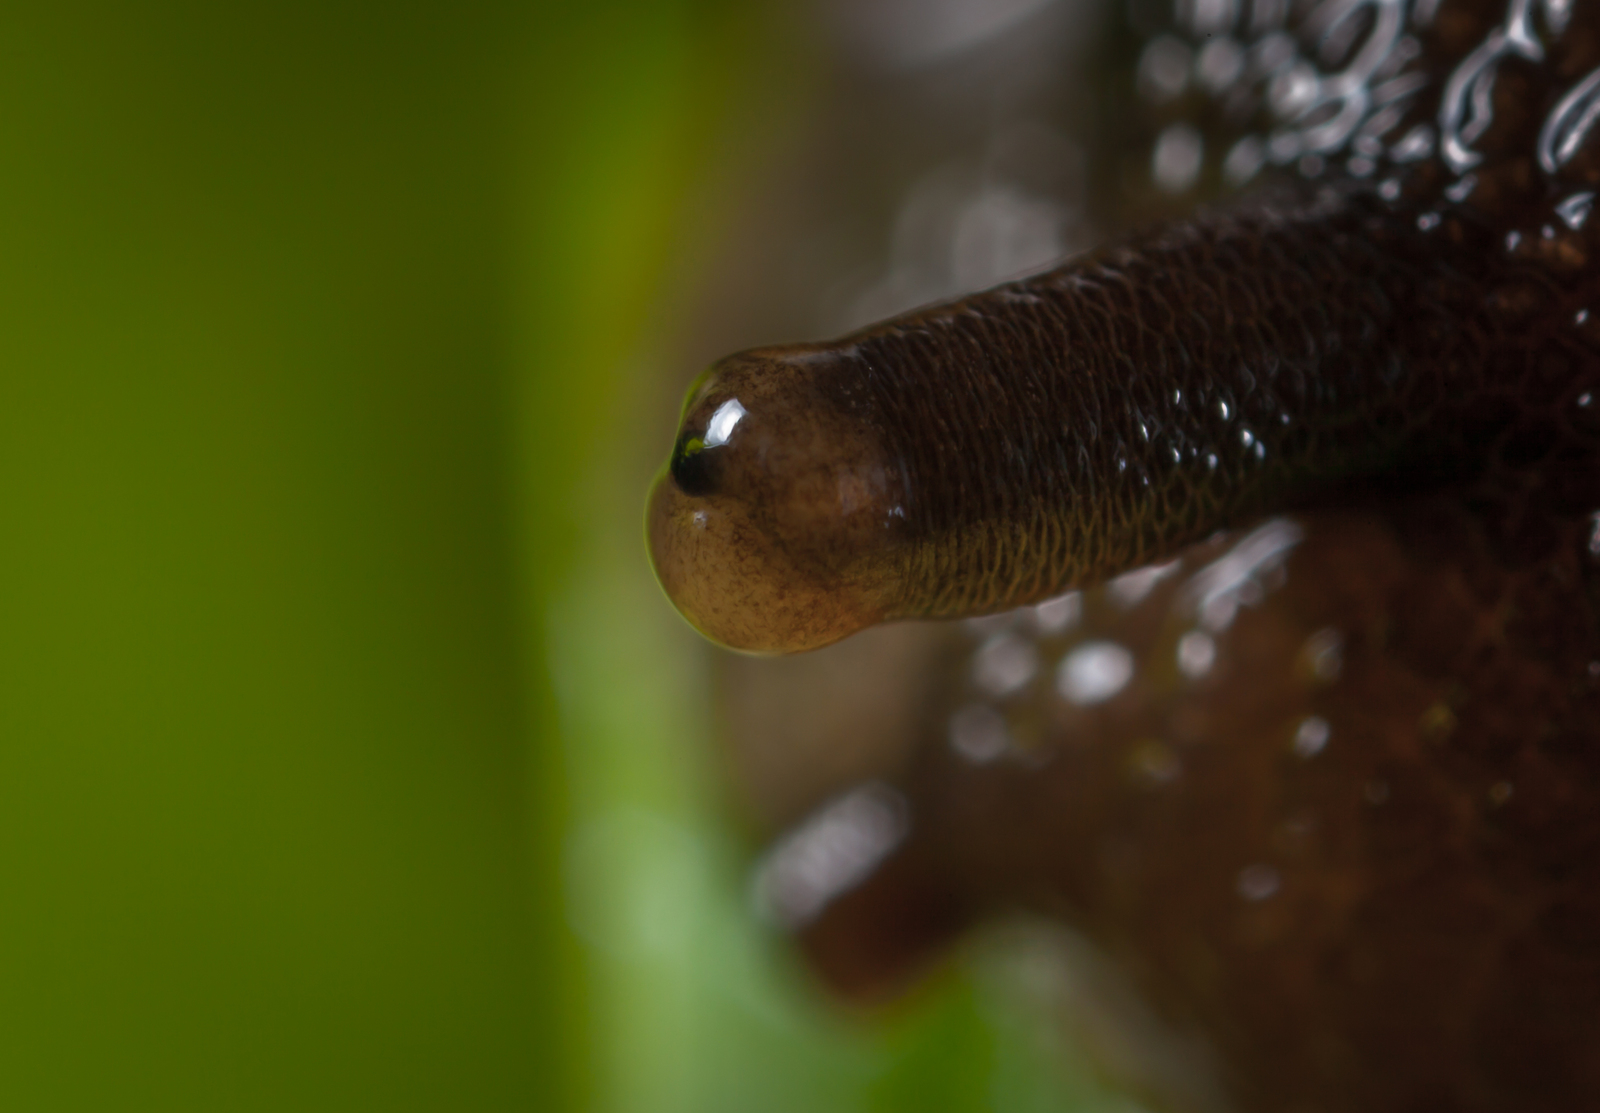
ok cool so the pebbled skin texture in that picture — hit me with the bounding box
[661,0,1600,1109]
[649,0,1600,651]
[844,189,1600,619]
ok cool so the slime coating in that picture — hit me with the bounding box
[648,186,1591,653]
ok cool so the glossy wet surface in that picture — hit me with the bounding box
[653,0,1600,656]
[670,0,1600,1109]
[779,496,1600,1111]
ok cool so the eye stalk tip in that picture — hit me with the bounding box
[644,468,882,654]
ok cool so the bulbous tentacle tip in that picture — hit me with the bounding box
[646,344,910,653]
[645,465,879,654]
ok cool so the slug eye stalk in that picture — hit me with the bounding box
[647,345,910,654]
[649,185,1600,654]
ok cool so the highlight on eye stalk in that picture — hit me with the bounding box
[645,344,908,656]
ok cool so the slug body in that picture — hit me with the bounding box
[667,1,1600,1110]
[652,0,1600,654]
[651,185,1599,652]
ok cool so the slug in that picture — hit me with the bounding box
[649,0,1600,655]
[654,0,1600,1110]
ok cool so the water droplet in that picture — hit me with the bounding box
[1507,230,1523,251]
[1540,60,1600,172]
[1417,212,1441,231]
[1188,0,1235,38]
[1217,399,1231,421]
[1177,630,1216,678]
[752,784,909,929]
[1137,35,1191,103]
[949,703,1010,764]
[1390,124,1434,163]
[963,612,1013,638]
[974,633,1038,697]
[1557,191,1596,231]
[1249,29,1295,72]
[1579,392,1594,407]
[1224,136,1265,186]
[1577,309,1590,326]
[1033,592,1081,634]
[1188,518,1303,631]
[1237,863,1280,902]
[1196,36,1244,92]
[1444,175,1476,202]
[1109,560,1181,608]
[1379,178,1401,202]
[1294,716,1330,758]
[1304,627,1343,681]
[1269,60,1318,118]
[1058,641,1135,706]
[1153,123,1204,194]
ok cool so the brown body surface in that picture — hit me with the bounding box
[655,0,1600,1109]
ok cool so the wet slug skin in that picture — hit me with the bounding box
[647,345,912,654]
[651,1,1600,1108]
[647,0,1600,655]
[649,184,1580,654]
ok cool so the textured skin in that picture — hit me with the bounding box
[664,0,1600,1109]
[650,185,1600,649]
[650,0,1600,650]
[843,190,1598,618]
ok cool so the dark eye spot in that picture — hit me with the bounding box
[670,434,718,496]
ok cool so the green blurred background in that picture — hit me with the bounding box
[0,2,1110,1109]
